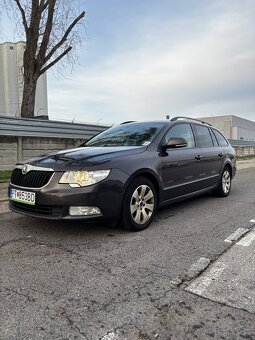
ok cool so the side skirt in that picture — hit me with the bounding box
[158,185,217,208]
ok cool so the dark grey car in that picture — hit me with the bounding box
[9,117,236,231]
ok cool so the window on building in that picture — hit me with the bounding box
[9,46,14,50]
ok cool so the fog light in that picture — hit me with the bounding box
[69,206,101,216]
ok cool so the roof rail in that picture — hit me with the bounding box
[170,116,212,126]
[120,121,137,125]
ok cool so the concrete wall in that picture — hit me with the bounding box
[0,136,83,170]
[0,136,18,169]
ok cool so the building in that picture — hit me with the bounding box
[0,41,48,118]
[198,115,255,141]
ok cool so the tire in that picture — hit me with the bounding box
[214,167,232,197]
[120,176,158,231]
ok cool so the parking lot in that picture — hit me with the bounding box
[1,168,255,339]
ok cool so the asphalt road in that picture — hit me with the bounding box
[0,169,255,340]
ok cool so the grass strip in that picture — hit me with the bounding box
[0,170,12,181]
[236,155,255,160]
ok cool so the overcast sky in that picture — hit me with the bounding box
[1,0,255,125]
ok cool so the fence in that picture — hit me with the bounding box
[0,116,108,170]
[228,139,255,156]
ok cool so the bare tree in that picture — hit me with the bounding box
[4,0,85,118]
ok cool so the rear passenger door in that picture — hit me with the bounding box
[192,124,224,188]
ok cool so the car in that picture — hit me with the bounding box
[9,117,236,231]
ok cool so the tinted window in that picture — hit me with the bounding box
[164,123,195,148]
[86,122,166,147]
[193,125,213,147]
[212,129,228,146]
[209,128,218,146]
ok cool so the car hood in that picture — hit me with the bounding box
[20,146,147,171]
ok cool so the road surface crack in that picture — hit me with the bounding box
[56,308,89,339]
[3,287,35,303]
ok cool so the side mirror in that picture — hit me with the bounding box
[162,137,188,150]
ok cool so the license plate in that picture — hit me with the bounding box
[10,188,36,205]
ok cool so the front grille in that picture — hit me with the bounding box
[11,169,54,188]
[10,201,65,218]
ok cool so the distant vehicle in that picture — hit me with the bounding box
[9,117,236,231]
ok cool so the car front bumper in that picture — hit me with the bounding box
[9,169,129,223]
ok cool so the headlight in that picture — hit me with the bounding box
[59,170,111,187]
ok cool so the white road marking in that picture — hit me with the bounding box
[249,219,255,223]
[236,229,255,247]
[186,227,255,313]
[186,262,227,295]
[224,228,249,243]
[188,257,210,273]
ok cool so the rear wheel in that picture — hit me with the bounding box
[120,177,158,231]
[214,167,232,197]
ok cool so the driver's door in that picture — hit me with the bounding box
[159,123,204,201]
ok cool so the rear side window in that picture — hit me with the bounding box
[164,123,195,148]
[209,129,218,146]
[193,125,213,147]
[212,129,229,146]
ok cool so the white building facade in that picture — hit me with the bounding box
[199,115,255,141]
[0,41,48,118]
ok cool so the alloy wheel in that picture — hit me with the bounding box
[222,170,231,194]
[130,185,155,225]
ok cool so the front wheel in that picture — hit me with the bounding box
[214,167,232,197]
[120,177,158,231]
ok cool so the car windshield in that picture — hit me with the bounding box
[85,122,166,147]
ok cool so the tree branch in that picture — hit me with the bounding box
[45,10,85,63]
[14,0,29,36]
[37,0,56,67]
[39,46,72,75]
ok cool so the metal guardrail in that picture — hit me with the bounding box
[0,116,109,139]
[228,139,255,147]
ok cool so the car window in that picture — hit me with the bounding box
[212,129,229,146]
[209,128,218,146]
[163,123,195,148]
[85,122,166,147]
[193,125,214,148]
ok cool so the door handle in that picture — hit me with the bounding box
[218,152,223,157]
[195,155,202,160]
